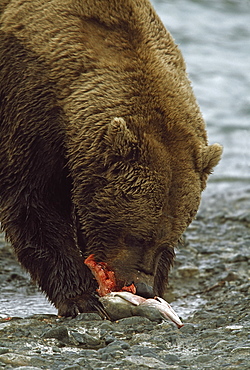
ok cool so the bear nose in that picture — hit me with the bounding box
[134,282,154,298]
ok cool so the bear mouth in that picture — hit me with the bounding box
[84,254,137,296]
[84,254,155,298]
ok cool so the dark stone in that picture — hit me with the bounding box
[42,326,69,343]
[71,332,101,348]
[164,354,180,363]
[0,347,9,355]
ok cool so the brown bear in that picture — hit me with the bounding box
[0,0,222,318]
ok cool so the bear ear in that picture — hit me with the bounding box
[106,117,138,159]
[200,143,223,189]
[202,143,223,174]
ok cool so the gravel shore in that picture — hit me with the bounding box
[0,183,249,369]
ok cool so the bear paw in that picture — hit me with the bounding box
[57,293,108,319]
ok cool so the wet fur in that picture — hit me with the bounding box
[0,0,222,316]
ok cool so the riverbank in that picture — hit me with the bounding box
[0,183,249,369]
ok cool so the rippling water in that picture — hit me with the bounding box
[153,0,250,186]
[0,292,56,318]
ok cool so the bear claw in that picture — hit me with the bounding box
[57,293,109,318]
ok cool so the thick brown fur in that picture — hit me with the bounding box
[0,0,222,317]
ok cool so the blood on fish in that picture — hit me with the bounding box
[121,283,136,294]
[84,254,136,296]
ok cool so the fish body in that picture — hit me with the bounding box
[100,291,183,328]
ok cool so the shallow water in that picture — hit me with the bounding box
[0,291,204,321]
[171,295,207,320]
[0,292,57,319]
[0,291,204,320]
[1,0,249,319]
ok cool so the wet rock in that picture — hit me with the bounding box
[215,316,227,327]
[0,347,9,355]
[99,340,126,356]
[239,283,250,293]
[42,325,69,343]
[71,313,101,322]
[196,354,214,363]
[29,356,46,367]
[124,355,168,369]
[228,253,249,262]
[213,340,229,349]
[231,347,250,355]
[0,353,31,366]
[74,357,93,369]
[225,325,244,332]
[98,321,114,331]
[179,323,196,334]
[103,335,115,345]
[223,271,241,282]
[14,368,42,370]
[62,366,82,370]
[177,265,200,278]
[132,346,160,358]
[116,316,154,329]
[71,331,101,348]
[163,354,180,363]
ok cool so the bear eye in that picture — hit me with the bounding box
[125,234,145,248]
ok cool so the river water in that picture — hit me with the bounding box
[1,0,250,318]
[153,0,250,188]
